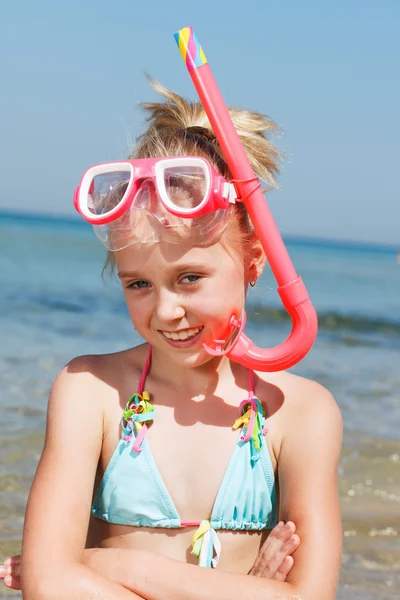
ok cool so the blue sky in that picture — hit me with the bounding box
[1,0,399,245]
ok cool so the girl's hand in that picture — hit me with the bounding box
[248,521,300,581]
[0,555,21,590]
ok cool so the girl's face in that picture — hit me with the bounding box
[115,240,250,368]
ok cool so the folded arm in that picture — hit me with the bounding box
[1,520,298,591]
[21,356,144,600]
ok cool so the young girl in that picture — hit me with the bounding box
[1,82,342,599]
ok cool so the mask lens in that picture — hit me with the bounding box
[93,181,162,250]
[87,172,130,216]
[92,179,230,251]
[163,165,207,211]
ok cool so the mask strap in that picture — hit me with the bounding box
[230,176,262,204]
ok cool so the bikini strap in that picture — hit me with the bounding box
[122,345,154,454]
[248,369,255,397]
[138,344,152,394]
[232,369,268,461]
[248,368,268,436]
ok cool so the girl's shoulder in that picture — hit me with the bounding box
[50,343,150,410]
[66,343,148,378]
[254,369,342,439]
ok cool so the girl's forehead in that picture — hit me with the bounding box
[115,240,228,271]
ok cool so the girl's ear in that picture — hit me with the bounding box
[247,237,267,285]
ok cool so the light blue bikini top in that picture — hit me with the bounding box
[92,346,276,568]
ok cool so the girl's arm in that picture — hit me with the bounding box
[82,382,342,600]
[276,380,343,600]
[21,356,143,600]
[0,521,299,590]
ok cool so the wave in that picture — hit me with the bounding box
[8,289,400,338]
[248,304,400,336]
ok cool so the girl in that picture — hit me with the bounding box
[1,83,342,599]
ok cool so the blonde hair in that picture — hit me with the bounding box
[103,80,281,276]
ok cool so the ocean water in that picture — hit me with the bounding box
[0,213,399,599]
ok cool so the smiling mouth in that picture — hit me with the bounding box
[161,326,204,341]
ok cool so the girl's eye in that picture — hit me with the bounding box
[181,274,201,284]
[127,280,150,289]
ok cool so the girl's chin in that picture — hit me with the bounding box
[154,342,216,368]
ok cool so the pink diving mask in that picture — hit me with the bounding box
[73,156,238,249]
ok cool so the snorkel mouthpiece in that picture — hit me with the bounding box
[175,26,318,372]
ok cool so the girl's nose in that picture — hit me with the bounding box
[155,288,185,323]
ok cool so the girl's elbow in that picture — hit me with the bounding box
[21,566,81,600]
[21,579,50,600]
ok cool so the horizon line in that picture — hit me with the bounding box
[0,208,398,253]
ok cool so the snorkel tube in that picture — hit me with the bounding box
[174,26,318,371]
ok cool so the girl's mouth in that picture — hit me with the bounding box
[160,326,204,348]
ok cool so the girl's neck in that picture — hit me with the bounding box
[148,346,247,397]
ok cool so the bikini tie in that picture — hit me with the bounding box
[233,395,267,462]
[191,520,221,568]
[122,392,155,454]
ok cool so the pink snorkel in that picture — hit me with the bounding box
[175,26,318,371]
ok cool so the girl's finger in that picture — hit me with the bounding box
[4,555,21,566]
[261,534,300,578]
[273,555,294,581]
[4,575,22,590]
[249,522,283,575]
[252,522,296,575]
[9,561,21,576]
[0,558,21,581]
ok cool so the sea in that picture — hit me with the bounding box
[0,212,399,599]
